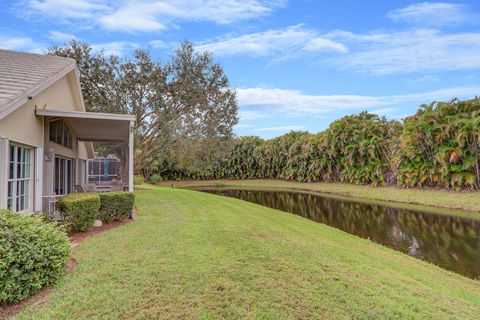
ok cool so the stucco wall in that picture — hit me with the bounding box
[0,70,93,210]
[0,97,44,147]
[77,141,89,160]
[0,72,83,147]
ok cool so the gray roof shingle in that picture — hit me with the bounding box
[0,49,76,110]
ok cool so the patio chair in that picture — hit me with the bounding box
[85,183,98,192]
[111,184,123,192]
[111,179,124,192]
[75,185,87,193]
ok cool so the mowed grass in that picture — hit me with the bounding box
[15,187,480,319]
[160,179,480,212]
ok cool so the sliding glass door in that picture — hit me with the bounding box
[54,157,73,195]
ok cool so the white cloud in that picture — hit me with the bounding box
[99,0,284,32]
[235,124,254,129]
[21,0,284,33]
[327,28,480,74]
[237,87,380,115]
[196,23,480,74]
[25,0,107,19]
[370,108,398,116]
[236,86,480,117]
[48,31,77,43]
[0,34,43,52]
[16,1,480,76]
[148,40,166,48]
[254,125,305,132]
[390,86,480,103]
[387,2,473,26]
[239,110,266,121]
[303,37,347,53]
[99,5,167,33]
[196,25,347,58]
[91,41,139,56]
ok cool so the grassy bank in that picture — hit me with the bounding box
[14,186,480,319]
[159,179,480,213]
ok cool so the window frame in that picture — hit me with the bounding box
[7,143,34,213]
[49,119,73,149]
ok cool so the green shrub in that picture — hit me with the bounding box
[133,175,144,185]
[148,174,162,184]
[396,98,480,190]
[0,209,71,304]
[97,192,135,223]
[57,193,100,232]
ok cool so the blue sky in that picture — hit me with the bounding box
[1,1,480,138]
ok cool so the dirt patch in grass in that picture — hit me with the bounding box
[0,209,138,320]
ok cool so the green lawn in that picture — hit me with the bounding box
[159,179,480,213]
[15,186,480,319]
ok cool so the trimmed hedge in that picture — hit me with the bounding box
[98,192,135,223]
[0,209,71,304]
[57,194,100,232]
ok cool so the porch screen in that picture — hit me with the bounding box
[87,159,121,183]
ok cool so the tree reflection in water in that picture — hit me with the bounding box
[205,189,480,279]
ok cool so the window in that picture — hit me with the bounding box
[49,120,73,149]
[55,157,73,195]
[7,145,33,212]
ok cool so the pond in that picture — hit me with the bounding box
[200,188,480,279]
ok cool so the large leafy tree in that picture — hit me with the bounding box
[49,41,239,176]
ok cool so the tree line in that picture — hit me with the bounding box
[50,42,480,190]
[156,99,480,191]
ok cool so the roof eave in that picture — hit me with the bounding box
[35,109,136,122]
[0,63,77,121]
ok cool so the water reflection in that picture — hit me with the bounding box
[203,189,480,279]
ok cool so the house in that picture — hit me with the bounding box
[0,49,135,214]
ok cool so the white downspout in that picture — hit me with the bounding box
[34,148,43,212]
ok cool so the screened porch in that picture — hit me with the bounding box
[35,109,135,213]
